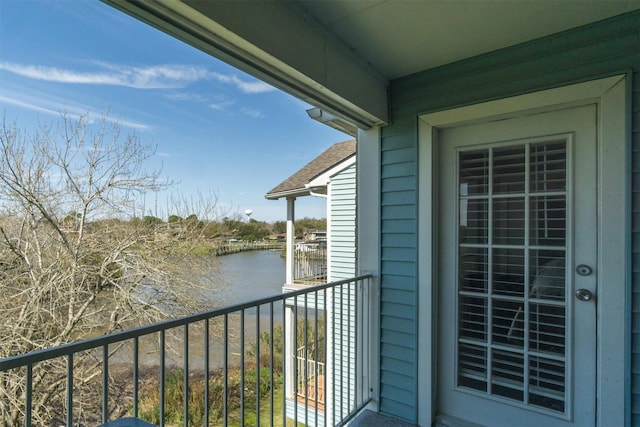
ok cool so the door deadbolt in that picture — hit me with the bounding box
[576,264,593,276]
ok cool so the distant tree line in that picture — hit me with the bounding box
[138,215,327,242]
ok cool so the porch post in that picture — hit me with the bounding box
[286,197,295,285]
[357,126,381,412]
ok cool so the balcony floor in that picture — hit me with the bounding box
[350,410,417,426]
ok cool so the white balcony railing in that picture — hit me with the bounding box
[294,242,327,284]
[296,344,326,407]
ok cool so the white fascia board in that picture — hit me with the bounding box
[306,155,357,189]
[103,0,389,128]
[264,188,311,201]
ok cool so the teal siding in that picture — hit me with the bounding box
[378,10,640,424]
[632,68,640,425]
[379,116,418,422]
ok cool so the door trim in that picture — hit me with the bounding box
[417,75,628,426]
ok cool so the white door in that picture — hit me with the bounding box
[437,105,597,426]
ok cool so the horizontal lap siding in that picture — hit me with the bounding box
[330,163,356,281]
[378,11,640,424]
[328,164,357,423]
[379,117,418,422]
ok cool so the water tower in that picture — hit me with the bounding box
[244,209,253,222]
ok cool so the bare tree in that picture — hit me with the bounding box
[0,113,220,426]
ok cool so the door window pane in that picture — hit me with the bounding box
[493,197,525,245]
[457,140,568,414]
[460,150,489,195]
[460,199,488,244]
[493,145,525,194]
[530,142,566,192]
[460,247,488,293]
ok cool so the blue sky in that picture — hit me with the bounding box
[0,0,349,222]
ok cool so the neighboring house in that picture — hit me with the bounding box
[265,140,356,426]
[18,3,640,426]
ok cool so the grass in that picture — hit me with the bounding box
[135,323,314,426]
[137,367,304,426]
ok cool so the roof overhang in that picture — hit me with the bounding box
[103,0,388,129]
[104,1,639,131]
[307,154,356,189]
[264,188,312,201]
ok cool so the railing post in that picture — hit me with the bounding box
[285,197,295,285]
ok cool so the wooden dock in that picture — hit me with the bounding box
[214,241,285,256]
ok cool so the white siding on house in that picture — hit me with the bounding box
[327,163,358,424]
[329,163,357,282]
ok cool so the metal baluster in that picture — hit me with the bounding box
[324,289,328,427]
[205,319,210,426]
[281,299,286,427]
[133,337,139,418]
[332,287,336,426]
[160,331,165,427]
[67,354,73,427]
[340,284,344,421]
[356,280,361,407]
[270,301,274,427]
[314,289,319,427]
[240,309,245,427]
[304,293,309,427]
[103,344,108,424]
[255,305,260,426]
[25,363,32,427]
[347,282,358,413]
[224,314,228,427]
[293,295,298,426]
[348,281,352,411]
[183,324,189,427]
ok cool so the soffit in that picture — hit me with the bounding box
[298,0,640,79]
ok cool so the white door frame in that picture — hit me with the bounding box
[417,75,628,426]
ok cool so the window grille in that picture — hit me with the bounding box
[457,141,567,413]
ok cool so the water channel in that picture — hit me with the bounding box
[152,250,287,369]
[207,249,286,310]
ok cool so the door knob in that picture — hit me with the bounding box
[575,288,593,301]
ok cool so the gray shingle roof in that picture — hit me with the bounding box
[265,139,356,200]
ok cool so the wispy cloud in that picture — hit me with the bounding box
[0,61,276,94]
[163,92,208,102]
[210,73,274,94]
[0,92,151,130]
[240,108,265,119]
[209,100,235,111]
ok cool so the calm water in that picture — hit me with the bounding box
[113,251,286,369]
[210,250,286,307]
